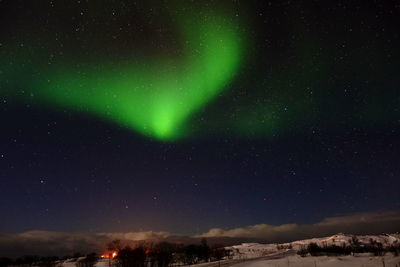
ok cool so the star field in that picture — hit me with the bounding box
[0,0,400,238]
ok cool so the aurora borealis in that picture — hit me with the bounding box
[36,12,243,140]
[3,3,244,140]
[1,0,400,257]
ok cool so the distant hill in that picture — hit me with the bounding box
[226,233,400,258]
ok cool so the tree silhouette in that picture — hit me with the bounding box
[116,246,146,267]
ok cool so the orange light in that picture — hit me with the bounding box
[100,251,118,259]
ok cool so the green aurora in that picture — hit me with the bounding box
[3,2,394,143]
[31,12,244,141]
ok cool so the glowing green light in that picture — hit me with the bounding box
[35,12,243,141]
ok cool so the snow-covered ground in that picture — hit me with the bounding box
[226,233,400,258]
[224,234,400,266]
[231,254,400,267]
[63,254,400,267]
[57,233,400,267]
[226,243,280,258]
[284,233,400,251]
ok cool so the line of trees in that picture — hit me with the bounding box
[0,239,228,267]
[112,238,229,267]
[0,253,98,267]
[297,238,400,257]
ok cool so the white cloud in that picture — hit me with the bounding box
[1,210,399,258]
[197,210,400,240]
[97,231,173,241]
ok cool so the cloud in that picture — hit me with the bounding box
[197,223,298,240]
[0,230,181,258]
[1,211,399,258]
[0,231,109,258]
[197,210,400,242]
[97,231,172,241]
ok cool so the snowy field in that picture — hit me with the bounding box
[51,233,400,267]
[226,233,400,258]
[60,254,400,267]
[231,255,400,267]
[59,253,400,267]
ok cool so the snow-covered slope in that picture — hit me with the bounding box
[226,233,400,258]
[232,254,400,267]
[284,233,400,250]
[225,243,279,258]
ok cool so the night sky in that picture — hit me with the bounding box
[1,0,400,241]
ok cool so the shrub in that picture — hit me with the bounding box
[307,243,322,256]
[297,247,308,257]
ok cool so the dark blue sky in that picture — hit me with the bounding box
[1,0,399,236]
[1,108,399,234]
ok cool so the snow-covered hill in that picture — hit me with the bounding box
[225,243,279,258]
[226,233,400,258]
[21,233,399,267]
[283,233,400,250]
